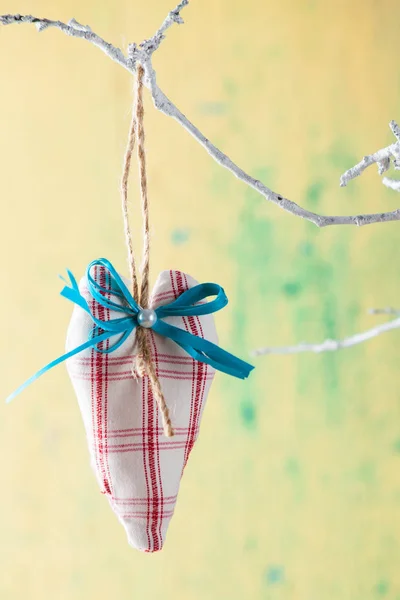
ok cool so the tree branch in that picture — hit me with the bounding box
[340,120,400,188]
[369,307,400,315]
[383,177,400,192]
[139,0,188,55]
[0,14,128,68]
[252,316,400,356]
[2,4,400,227]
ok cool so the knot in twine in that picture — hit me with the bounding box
[121,63,173,437]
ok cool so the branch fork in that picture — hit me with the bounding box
[2,3,400,356]
[2,2,400,228]
[340,120,400,192]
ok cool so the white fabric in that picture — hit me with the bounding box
[66,266,217,552]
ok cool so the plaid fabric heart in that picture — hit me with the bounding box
[66,264,217,552]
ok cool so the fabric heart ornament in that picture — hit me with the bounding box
[6,257,253,551]
[66,263,218,552]
[6,60,254,554]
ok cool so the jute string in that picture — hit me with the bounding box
[120,63,174,438]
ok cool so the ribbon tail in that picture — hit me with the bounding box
[153,321,254,379]
[60,269,91,314]
[5,330,114,404]
[178,341,254,379]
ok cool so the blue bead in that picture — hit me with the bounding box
[137,309,157,328]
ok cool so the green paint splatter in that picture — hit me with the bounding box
[290,234,354,424]
[374,580,389,596]
[305,180,325,207]
[321,294,341,405]
[253,166,273,184]
[285,457,305,503]
[282,281,302,297]
[308,123,320,139]
[228,116,243,133]
[227,174,277,430]
[327,144,358,173]
[265,566,285,585]
[285,457,300,477]
[266,45,284,59]
[240,401,256,428]
[209,167,231,195]
[198,102,227,115]
[298,241,315,257]
[356,461,376,485]
[244,537,258,551]
[347,301,361,323]
[171,228,190,245]
[223,78,238,97]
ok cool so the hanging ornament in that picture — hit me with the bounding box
[7,64,253,551]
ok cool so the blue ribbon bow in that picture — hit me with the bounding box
[6,258,254,403]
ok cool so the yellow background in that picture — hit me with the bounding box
[1,1,400,598]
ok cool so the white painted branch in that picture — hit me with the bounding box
[340,120,400,188]
[369,307,400,315]
[340,122,400,188]
[139,0,188,55]
[0,14,128,68]
[2,5,400,227]
[252,317,400,356]
[383,177,400,192]
[390,119,400,142]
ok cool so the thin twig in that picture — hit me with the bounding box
[390,119,400,142]
[340,121,400,187]
[139,0,188,55]
[383,177,400,192]
[0,14,128,67]
[368,307,400,315]
[2,5,400,227]
[252,316,400,356]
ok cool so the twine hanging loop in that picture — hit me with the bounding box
[120,63,174,438]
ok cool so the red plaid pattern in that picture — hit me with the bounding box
[66,267,217,552]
